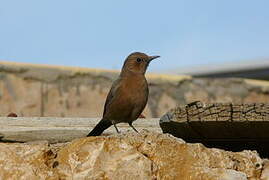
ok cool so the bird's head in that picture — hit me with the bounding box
[121,52,160,75]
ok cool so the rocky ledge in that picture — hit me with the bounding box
[0,131,268,180]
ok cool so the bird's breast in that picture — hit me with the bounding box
[123,76,148,102]
[105,76,149,122]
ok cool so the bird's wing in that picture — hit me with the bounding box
[102,78,122,117]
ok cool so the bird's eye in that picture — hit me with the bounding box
[136,58,142,63]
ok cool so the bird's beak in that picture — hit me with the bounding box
[148,55,160,62]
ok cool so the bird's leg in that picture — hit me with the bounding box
[113,123,120,134]
[129,122,139,133]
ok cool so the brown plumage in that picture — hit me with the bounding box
[87,52,160,136]
[7,112,18,117]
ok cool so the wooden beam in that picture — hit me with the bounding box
[0,117,161,143]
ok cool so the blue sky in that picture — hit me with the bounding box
[0,0,269,71]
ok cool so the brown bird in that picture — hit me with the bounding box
[7,112,18,117]
[87,52,160,136]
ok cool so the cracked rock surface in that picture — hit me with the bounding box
[0,131,267,180]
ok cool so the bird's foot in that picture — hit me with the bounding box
[129,123,139,133]
[113,124,121,134]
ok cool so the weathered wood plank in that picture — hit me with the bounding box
[160,102,269,157]
[160,102,269,139]
[0,118,161,143]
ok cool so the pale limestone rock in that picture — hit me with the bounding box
[55,136,155,180]
[54,131,263,179]
[0,143,55,180]
[0,131,266,179]
[217,169,247,180]
[261,159,269,180]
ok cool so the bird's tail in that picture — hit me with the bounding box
[87,118,112,136]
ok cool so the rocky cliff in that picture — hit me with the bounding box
[1,61,269,118]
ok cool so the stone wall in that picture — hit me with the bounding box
[1,61,269,118]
